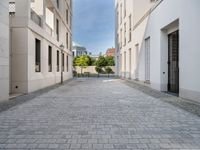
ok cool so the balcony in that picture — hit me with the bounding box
[9,2,16,17]
[31,9,43,27]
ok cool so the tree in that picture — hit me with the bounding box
[95,56,107,67]
[105,67,113,77]
[105,56,115,66]
[73,56,79,67]
[95,66,103,77]
[74,55,90,75]
[91,58,96,66]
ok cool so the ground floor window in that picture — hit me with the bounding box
[48,46,52,72]
[62,53,65,72]
[66,55,69,72]
[35,38,41,72]
[57,50,60,72]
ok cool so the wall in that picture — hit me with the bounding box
[116,0,200,102]
[75,66,116,74]
[0,0,9,101]
[143,0,200,101]
[115,0,154,79]
[10,0,73,94]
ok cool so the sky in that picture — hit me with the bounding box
[73,0,115,55]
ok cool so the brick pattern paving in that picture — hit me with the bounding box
[0,78,200,150]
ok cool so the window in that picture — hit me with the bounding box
[66,9,69,24]
[124,0,126,18]
[129,15,132,42]
[135,44,139,80]
[48,46,52,72]
[56,0,59,8]
[57,50,60,72]
[70,14,72,29]
[66,55,69,72]
[120,4,122,24]
[62,53,65,72]
[124,23,126,46]
[129,49,132,78]
[70,36,72,51]
[56,19,59,41]
[116,11,119,29]
[35,39,41,72]
[66,32,69,49]
[120,29,122,48]
[124,51,126,75]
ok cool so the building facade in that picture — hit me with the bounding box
[9,0,73,94]
[0,0,9,101]
[72,42,87,57]
[115,0,200,102]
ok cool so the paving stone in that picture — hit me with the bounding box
[0,78,200,150]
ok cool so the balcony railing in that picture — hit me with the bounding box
[9,2,16,16]
[31,9,42,27]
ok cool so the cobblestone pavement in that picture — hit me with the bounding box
[0,78,200,150]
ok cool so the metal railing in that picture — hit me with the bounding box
[9,2,15,16]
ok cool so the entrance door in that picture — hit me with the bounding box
[168,30,179,93]
[145,37,150,83]
[135,44,139,80]
[129,49,132,78]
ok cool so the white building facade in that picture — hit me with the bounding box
[0,0,9,101]
[9,0,73,95]
[115,0,200,102]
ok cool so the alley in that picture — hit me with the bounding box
[0,78,200,149]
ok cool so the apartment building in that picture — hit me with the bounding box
[0,0,9,101]
[115,0,200,102]
[9,0,73,95]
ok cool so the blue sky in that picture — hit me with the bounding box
[73,0,115,55]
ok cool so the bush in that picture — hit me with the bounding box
[105,67,113,77]
[95,66,103,77]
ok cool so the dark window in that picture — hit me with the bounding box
[62,53,64,72]
[57,50,60,72]
[56,0,59,8]
[56,19,59,41]
[66,33,69,49]
[129,15,132,42]
[66,55,69,72]
[35,38,41,72]
[48,46,52,72]
[66,9,69,24]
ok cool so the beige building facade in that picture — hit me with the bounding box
[9,0,73,95]
[115,0,200,102]
[0,0,9,101]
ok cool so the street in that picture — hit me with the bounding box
[0,78,200,149]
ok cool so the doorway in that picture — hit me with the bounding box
[168,30,179,93]
[145,37,150,83]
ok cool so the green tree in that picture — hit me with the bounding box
[91,58,96,66]
[95,66,103,77]
[105,56,115,66]
[105,67,113,77]
[74,55,90,75]
[96,56,107,67]
[73,56,79,67]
